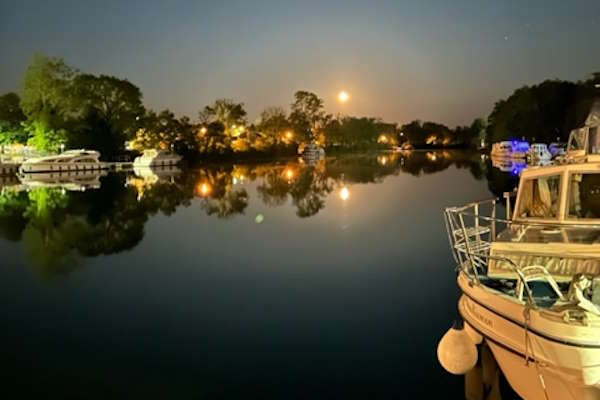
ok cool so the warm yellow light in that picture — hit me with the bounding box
[200,127,207,134]
[285,131,293,140]
[197,182,212,196]
[340,186,350,201]
[338,91,349,103]
[284,168,294,180]
[378,134,388,144]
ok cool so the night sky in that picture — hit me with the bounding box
[1,0,598,126]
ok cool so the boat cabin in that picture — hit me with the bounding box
[513,162,600,224]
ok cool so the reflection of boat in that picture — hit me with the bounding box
[19,149,107,174]
[299,143,325,161]
[0,162,20,176]
[490,156,527,175]
[133,149,182,167]
[18,170,107,191]
[133,165,181,180]
[491,141,529,159]
[127,165,181,200]
[443,110,600,400]
[527,143,552,164]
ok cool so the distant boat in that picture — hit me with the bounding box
[549,142,567,158]
[133,149,182,167]
[299,143,325,161]
[19,149,107,174]
[490,141,529,159]
[527,143,552,164]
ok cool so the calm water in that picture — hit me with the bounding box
[0,151,519,398]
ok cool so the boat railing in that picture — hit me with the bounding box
[444,198,600,308]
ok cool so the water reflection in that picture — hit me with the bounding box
[0,151,519,275]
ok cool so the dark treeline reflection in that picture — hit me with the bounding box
[0,151,517,274]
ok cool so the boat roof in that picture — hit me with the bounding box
[521,161,600,178]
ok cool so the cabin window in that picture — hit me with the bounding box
[568,172,600,219]
[517,175,561,219]
[589,127,599,155]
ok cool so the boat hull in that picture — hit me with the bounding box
[19,162,108,174]
[458,274,600,399]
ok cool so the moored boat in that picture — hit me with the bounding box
[133,149,182,167]
[299,143,325,161]
[442,103,600,400]
[491,140,530,159]
[19,149,107,174]
[527,143,552,165]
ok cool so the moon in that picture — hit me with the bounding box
[338,91,349,103]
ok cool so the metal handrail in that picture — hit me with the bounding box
[444,200,568,308]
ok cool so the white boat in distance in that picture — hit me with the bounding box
[133,149,182,167]
[490,141,529,159]
[443,102,600,400]
[19,149,107,174]
[527,143,553,164]
[299,143,325,160]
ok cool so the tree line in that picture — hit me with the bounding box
[0,54,598,159]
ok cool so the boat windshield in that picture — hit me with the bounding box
[516,174,561,219]
[568,171,600,220]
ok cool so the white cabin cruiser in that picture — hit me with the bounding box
[527,143,553,165]
[19,149,107,174]
[133,149,182,167]
[299,142,325,162]
[443,104,600,400]
[491,141,529,159]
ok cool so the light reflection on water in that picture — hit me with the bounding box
[0,151,520,398]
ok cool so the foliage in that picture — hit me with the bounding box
[131,110,196,156]
[289,91,327,142]
[486,74,599,144]
[21,54,77,132]
[70,74,145,155]
[199,99,247,136]
[324,117,396,149]
[0,92,27,144]
[24,119,67,152]
[256,106,291,145]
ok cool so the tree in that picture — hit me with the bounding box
[199,99,247,136]
[20,55,77,152]
[21,55,76,127]
[71,74,145,155]
[130,109,196,155]
[485,79,590,144]
[289,91,326,142]
[0,92,27,144]
[256,106,291,145]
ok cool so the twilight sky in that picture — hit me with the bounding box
[1,0,598,126]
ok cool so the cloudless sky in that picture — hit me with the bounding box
[1,0,598,126]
